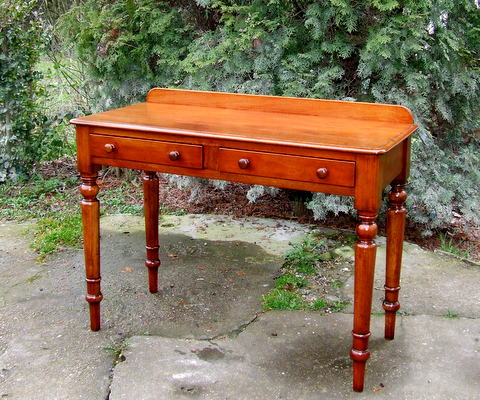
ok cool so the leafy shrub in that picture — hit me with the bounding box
[58,0,193,111]
[56,0,480,232]
[307,139,480,233]
[0,0,47,182]
[407,138,480,233]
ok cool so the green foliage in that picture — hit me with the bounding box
[30,213,83,259]
[98,183,144,214]
[0,175,76,219]
[56,0,480,232]
[284,237,328,275]
[442,310,459,319]
[58,0,193,110]
[438,233,471,259]
[308,299,348,312]
[261,288,348,312]
[0,1,75,181]
[262,235,350,312]
[261,288,305,311]
[330,279,343,288]
[407,139,480,232]
[104,338,129,364]
[308,138,480,233]
[0,1,47,181]
[0,174,144,221]
[275,273,306,290]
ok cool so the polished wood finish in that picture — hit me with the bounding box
[143,171,160,293]
[383,182,407,340]
[351,213,378,392]
[218,148,355,187]
[80,173,102,331]
[72,88,416,154]
[89,134,203,169]
[72,88,417,392]
[146,88,414,124]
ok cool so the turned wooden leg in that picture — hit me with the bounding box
[383,182,407,340]
[80,173,103,331]
[350,212,378,392]
[143,171,160,293]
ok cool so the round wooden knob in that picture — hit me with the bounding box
[316,167,328,179]
[104,143,116,153]
[169,151,180,161]
[238,158,250,169]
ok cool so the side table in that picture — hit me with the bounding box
[71,88,417,391]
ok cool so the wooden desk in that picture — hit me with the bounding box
[71,88,417,392]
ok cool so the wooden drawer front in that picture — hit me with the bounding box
[90,134,203,169]
[218,148,355,187]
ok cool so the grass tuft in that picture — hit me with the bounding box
[262,235,351,313]
[439,233,471,259]
[30,213,83,260]
[442,310,459,319]
[262,289,305,311]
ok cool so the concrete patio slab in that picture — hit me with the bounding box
[342,240,480,318]
[0,215,303,399]
[109,312,480,400]
[0,214,478,399]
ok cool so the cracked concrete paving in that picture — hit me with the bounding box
[0,214,479,399]
[0,215,305,399]
[110,314,480,400]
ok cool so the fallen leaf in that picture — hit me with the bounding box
[167,253,178,258]
[196,266,205,271]
[236,270,246,277]
[121,267,134,273]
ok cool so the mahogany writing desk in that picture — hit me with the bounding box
[71,88,417,392]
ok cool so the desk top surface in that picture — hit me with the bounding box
[72,88,417,154]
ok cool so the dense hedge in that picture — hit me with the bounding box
[0,0,47,182]
[56,1,480,231]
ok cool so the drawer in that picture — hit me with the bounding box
[90,134,203,169]
[218,148,355,187]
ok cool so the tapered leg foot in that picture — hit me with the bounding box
[145,257,160,293]
[143,172,160,293]
[383,183,407,340]
[351,212,378,392]
[87,299,101,331]
[351,345,370,392]
[80,173,103,331]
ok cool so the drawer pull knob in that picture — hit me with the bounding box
[238,158,250,169]
[169,151,180,161]
[104,143,116,153]
[316,167,328,179]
